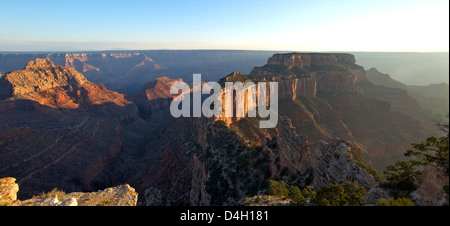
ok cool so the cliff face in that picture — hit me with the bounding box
[249,53,366,100]
[275,116,312,172]
[313,139,377,189]
[213,53,430,171]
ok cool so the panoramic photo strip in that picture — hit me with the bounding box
[0,0,448,224]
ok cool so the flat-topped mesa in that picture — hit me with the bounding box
[249,53,366,99]
[266,52,356,69]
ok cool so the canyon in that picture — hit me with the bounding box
[0,52,447,206]
[0,51,278,95]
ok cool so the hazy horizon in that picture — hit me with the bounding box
[0,50,448,86]
[1,0,449,52]
[0,49,449,53]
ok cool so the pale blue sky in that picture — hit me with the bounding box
[0,0,448,51]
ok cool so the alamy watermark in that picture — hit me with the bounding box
[169,74,278,128]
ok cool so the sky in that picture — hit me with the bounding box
[0,0,449,52]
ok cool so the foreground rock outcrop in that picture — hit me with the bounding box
[0,177,19,202]
[1,177,138,206]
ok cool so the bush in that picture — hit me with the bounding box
[267,180,289,197]
[341,181,367,206]
[289,186,306,206]
[376,197,414,206]
[406,136,449,172]
[302,186,316,202]
[315,182,367,206]
[315,184,347,206]
[383,160,420,194]
[267,180,309,206]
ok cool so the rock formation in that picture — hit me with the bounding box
[249,53,366,99]
[1,177,138,206]
[132,76,183,118]
[0,177,19,202]
[275,116,311,172]
[410,166,449,206]
[206,53,430,171]
[244,53,430,170]
[313,139,377,189]
[0,58,131,109]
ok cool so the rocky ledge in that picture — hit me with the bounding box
[0,177,138,206]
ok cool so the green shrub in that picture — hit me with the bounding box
[405,136,449,172]
[383,160,420,194]
[315,184,346,206]
[315,182,367,206]
[267,180,289,197]
[302,186,316,202]
[289,186,306,206]
[341,181,366,206]
[376,197,414,206]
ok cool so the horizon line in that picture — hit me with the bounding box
[0,49,449,54]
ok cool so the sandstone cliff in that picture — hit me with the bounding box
[249,53,366,100]
[242,53,430,170]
